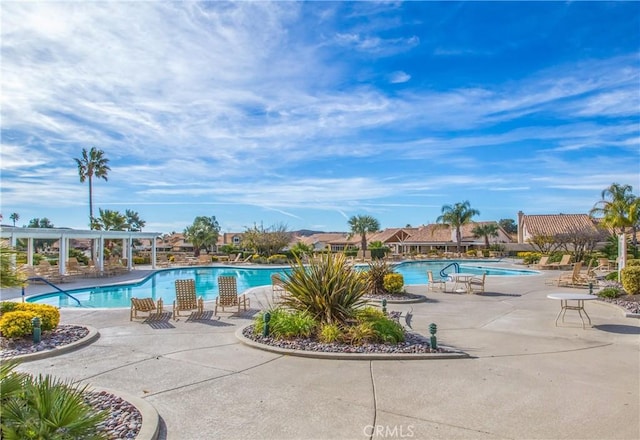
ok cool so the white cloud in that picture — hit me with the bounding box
[389,71,411,84]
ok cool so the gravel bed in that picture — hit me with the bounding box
[599,296,640,314]
[1,325,142,440]
[242,325,450,353]
[363,292,425,301]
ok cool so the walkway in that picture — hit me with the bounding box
[7,266,640,440]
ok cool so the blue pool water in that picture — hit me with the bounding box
[27,260,536,308]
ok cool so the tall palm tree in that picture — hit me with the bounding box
[9,212,19,226]
[436,201,480,253]
[74,147,111,229]
[589,183,637,235]
[125,209,146,232]
[348,215,380,254]
[472,223,499,248]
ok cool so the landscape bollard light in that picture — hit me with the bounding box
[32,316,41,344]
[429,323,438,350]
[382,299,387,315]
[589,283,593,295]
[262,312,271,337]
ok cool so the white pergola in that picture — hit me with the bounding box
[0,226,162,275]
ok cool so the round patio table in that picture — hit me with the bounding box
[449,273,475,293]
[547,293,598,329]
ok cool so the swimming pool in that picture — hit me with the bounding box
[27,260,537,308]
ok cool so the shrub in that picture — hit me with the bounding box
[620,266,640,296]
[318,323,343,343]
[343,249,358,258]
[370,317,405,344]
[345,322,376,345]
[254,308,316,339]
[627,259,640,267]
[0,363,108,439]
[605,271,619,281]
[0,301,19,314]
[466,250,476,257]
[517,252,541,265]
[267,254,288,264]
[133,256,151,265]
[355,307,386,322]
[0,310,38,338]
[366,259,395,295]
[13,303,60,331]
[281,253,368,326]
[598,287,622,299]
[383,273,404,294]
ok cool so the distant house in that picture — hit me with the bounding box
[217,232,244,249]
[293,233,357,252]
[516,211,601,244]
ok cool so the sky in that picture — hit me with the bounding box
[1,1,639,235]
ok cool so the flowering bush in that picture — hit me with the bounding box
[383,273,404,294]
[12,303,60,330]
[0,310,38,338]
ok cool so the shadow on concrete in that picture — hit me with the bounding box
[479,292,522,297]
[143,312,175,329]
[186,311,235,326]
[593,324,640,335]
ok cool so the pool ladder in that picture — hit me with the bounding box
[24,277,82,306]
[440,262,460,278]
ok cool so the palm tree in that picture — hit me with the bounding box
[93,208,128,231]
[472,223,499,248]
[436,201,480,253]
[184,216,221,257]
[74,147,111,229]
[348,215,380,254]
[125,209,146,231]
[590,183,637,237]
[9,212,19,226]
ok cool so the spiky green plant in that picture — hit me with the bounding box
[1,363,108,440]
[318,323,343,343]
[281,253,369,326]
[254,308,316,339]
[366,259,395,294]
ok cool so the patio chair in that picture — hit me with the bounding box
[547,254,573,270]
[427,271,447,292]
[215,276,250,315]
[534,256,551,269]
[468,273,486,294]
[130,297,164,321]
[173,279,204,320]
[227,253,242,264]
[556,261,584,287]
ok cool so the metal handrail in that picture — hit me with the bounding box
[24,277,82,306]
[440,262,460,278]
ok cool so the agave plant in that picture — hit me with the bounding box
[1,362,108,440]
[366,259,395,295]
[281,253,369,326]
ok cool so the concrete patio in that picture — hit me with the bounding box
[4,265,639,440]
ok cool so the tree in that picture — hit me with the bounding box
[527,234,563,254]
[74,147,111,229]
[9,212,19,227]
[242,223,291,257]
[472,223,499,248]
[27,218,54,228]
[435,201,480,253]
[589,183,637,235]
[348,215,380,254]
[556,224,608,263]
[125,209,146,232]
[498,218,517,235]
[93,208,128,231]
[184,216,221,257]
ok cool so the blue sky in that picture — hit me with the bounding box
[1,1,639,234]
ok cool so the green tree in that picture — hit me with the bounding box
[9,212,19,227]
[498,218,517,235]
[184,216,221,257]
[290,241,313,260]
[93,208,128,231]
[74,147,111,229]
[348,215,380,254]
[27,218,54,228]
[472,223,499,248]
[589,183,637,235]
[242,223,291,256]
[436,201,480,253]
[125,209,146,231]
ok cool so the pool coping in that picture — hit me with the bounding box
[235,326,470,360]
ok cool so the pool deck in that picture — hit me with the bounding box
[3,261,639,440]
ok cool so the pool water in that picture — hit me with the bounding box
[27,260,536,308]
